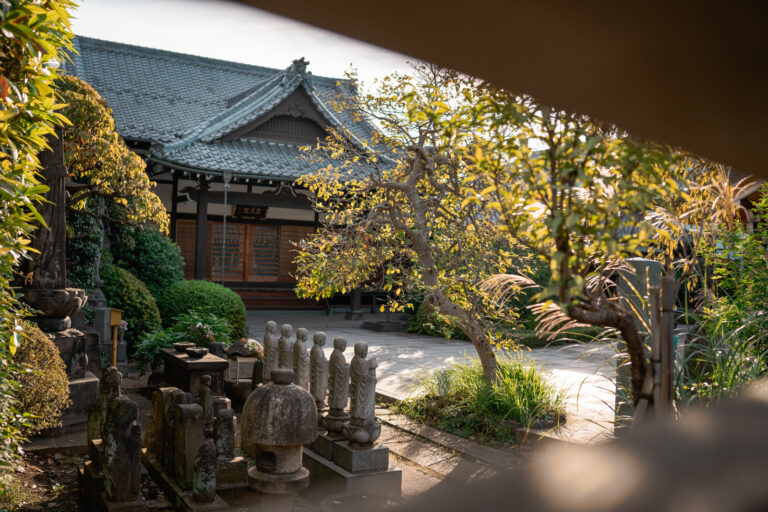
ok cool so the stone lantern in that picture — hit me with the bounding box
[241,368,317,495]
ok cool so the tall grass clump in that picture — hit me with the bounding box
[391,356,565,445]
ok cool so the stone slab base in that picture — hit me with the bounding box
[216,456,248,489]
[312,432,346,460]
[302,447,401,500]
[39,372,99,437]
[332,441,389,473]
[141,449,229,512]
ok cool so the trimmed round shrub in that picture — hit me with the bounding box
[158,280,247,340]
[101,257,162,347]
[109,224,184,298]
[14,323,71,435]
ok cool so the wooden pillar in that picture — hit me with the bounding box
[195,177,209,280]
[170,172,178,241]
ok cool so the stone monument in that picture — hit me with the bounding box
[198,374,214,437]
[102,396,142,503]
[192,439,217,503]
[277,323,294,369]
[293,328,310,390]
[15,130,97,432]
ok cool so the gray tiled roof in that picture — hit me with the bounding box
[64,36,377,180]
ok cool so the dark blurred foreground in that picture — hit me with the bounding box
[389,379,768,512]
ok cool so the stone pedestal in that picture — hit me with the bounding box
[312,432,346,460]
[332,441,389,473]
[160,349,227,395]
[302,448,401,499]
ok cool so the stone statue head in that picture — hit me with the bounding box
[354,342,368,358]
[101,366,122,399]
[281,324,293,338]
[313,332,326,346]
[333,337,347,351]
[296,327,308,341]
[201,374,211,387]
[265,321,277,334]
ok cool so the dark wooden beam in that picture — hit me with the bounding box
[170,173,178,241]
[181,187,313,209]
[194,178,209,280]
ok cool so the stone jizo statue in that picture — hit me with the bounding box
[262,321,278,382]
[277,323,294,369]
[199,374,214,436]
[310,332,329,415]
[344,342,381,447]
[293,327,310,390]
[324,337,350,434]
[349,343,377,425]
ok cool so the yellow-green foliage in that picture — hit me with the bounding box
[58,75,168,231]
[1,0,76,471]
[14,323,71,435]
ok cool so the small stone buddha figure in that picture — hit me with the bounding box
[324,337,350,433]
[310,332,329,416]
[262,321,278,382]
[277,323,294,369]
[293,328,310,390]
[344,342,381,447]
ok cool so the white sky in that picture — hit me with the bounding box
[70,0,416,88]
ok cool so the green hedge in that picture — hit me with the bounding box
[109,223,184,297]
[158,280,247,340]
[101,257,162,347]
[14,323,71,435]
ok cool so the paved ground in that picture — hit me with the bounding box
[247,311,617,445]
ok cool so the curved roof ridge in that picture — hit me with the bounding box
[162,59,312,152]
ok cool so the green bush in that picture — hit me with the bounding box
[158,280,247,339]
[134,311,233,374]
[100,255,162,347]
[390,356,564,445]
[14,323,71,435]
[66,204,101,290]
[109,222,184,297]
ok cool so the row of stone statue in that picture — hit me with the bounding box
[261,321,380,446]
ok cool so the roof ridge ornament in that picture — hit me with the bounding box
[290,57,309,76]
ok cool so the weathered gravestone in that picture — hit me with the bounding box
[615,258,663,431]
[102,396,142,503]
[192,439,217,503]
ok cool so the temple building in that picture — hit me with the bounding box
[64,36,375,308]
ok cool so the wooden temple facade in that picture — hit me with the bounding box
[64,37,374,308]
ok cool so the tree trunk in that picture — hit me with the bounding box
[569,304,648,405]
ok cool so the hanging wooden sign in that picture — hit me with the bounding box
[232,205,268,221]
